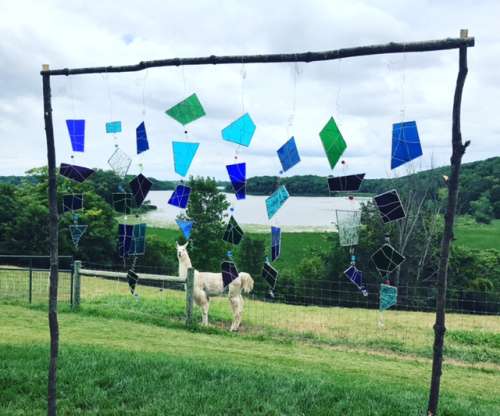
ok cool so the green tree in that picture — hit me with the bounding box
[236,235,265,277]
[470,194,493,224]
[180,176,230,271]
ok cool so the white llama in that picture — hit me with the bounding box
[176,241,254,331]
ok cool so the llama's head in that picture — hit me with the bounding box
[176,241,189,263]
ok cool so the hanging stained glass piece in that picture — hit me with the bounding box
[371,243,406,276]
[176,219,193,240]
[136,121,149,154]
[223,216,244,245]
[112,193,132,214]
[69,224,87,248]
[62,194,83,212]
[379,284,398,311]
[106,121,122,134]
[60,163,95,183]
[221,260,239,288]
[129,223,146,256]
[226,162,246,200]
[262,262,278,290]
[374,189,406,223]
[66,119,85,152]
[344,265,368,296]
[266,185,290,220]
[129,174,152,207]
[319,117,347,170]
[127,269,139,295]
[336,210,361,247]
[108,147,132,178]
[165,93,206,126]
[328,173,366,192]
[391,121,423,170]
[221,113,256,147]
[118,224,133,258]
[277,137,301,172]
[168,184,191,209]
[271,226,281,262]
[172,141,200,177]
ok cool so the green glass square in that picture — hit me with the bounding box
[165,93,206,126]
[319,117,347,169]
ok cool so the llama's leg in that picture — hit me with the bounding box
[234,295,244,330]
[202,298,210,326]
[194,289,209,326]
[229,295,244,331]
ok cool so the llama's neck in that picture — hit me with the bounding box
[178,256,192,280]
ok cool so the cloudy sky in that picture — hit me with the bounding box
[0,0,498,181]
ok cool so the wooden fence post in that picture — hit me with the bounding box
[185,267,194,326]
[73,260,81,309]
[28,258,33,304]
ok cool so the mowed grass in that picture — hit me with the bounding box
[454,218,500,250]
[1,270,500,415]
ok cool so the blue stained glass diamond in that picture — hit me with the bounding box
[168,184,191,208]
[136,122,149,154]
[226,162,246,200]
[277,137,301,172]
[221,113,256,147]
[391,121,423,169]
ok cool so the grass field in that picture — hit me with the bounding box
[454,218,500,250]
[1,270,499,415]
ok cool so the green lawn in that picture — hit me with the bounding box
[455,218,500,250]
[1,273,499,415]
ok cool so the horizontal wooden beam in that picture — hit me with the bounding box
[79,268,186,283]
[41,36,474,77]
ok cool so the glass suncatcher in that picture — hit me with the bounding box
[223,216,244,245]
[112,193,132,215]
[335,210,361,247]
[379,283,398,311]
[319,116,347,170]
[271,226,281,262]
[168,184,191,209]
[105,121,122,134]
[69,224,87,248]
[277,137,301,172]
[66,119,85,152]
[172,141,200,177]
[221,260,239,288]
[59,163,95,183]
[62,194,83,212]
[129,174,152,207]
[222,113,256,147]
[391,121,423,169]
[136,121,149,154]
[262,262,278,292]
[344,265,368,296]
[371,243,406,277]
[373,189,406,223]
[265,185,289,219]
[165,93,206,126]
[108,147,132,178]
[328,173,365,192]
[226,162,246,200]
[176,219,193,240]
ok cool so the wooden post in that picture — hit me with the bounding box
[427,32,470,416]
[185,267,194,326]
[72,261,81,309]
[42,64,60,416]
[28,258,33,304]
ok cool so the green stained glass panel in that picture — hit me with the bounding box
[165,93,206,126]
[319,117,347,169]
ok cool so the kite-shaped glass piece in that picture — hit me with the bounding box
[319,117,347,170]
[222,113,256,147]
[62,194,83,212]
[379,284,398,311]
[262,262,278,290]
[265,185,289,220]
[129,174,152,207]
[226,162,246,200]
[391,121,422,170]
[328,173,366,192]
[108,147,132,178]
[223,216,244,245]
[66,119,85,152]
[271,226,281,262]
[106,121,122,134]
[221,260,239,288]
[176,219,193,240]
[136,121,149,154]
[277,137,301,172]
[172,141,200,177]
[112,193,132,214]
[344,265,368,296]
[69,224,87,248]
[60,163,95,183]
[371,243,406,276]
[168,184,191,209]
[336,210,361,247]
[129,223,146,256]
[165,93,206,126]
[118,224,133,258]
[374,189,406,223]
[127,269,139,295]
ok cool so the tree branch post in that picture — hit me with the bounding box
[42,64,60,416]
[427,39,469,416]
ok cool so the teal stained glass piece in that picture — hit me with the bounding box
[176,219,193,239]
[319,117,347,169]
[69,224,87,248]
[106,121,122,134]
[172,141,200,177]
[129,223,146,256]
[165,94,206,126]
[265,185,289,219]
[222,113,256,147]
[379,284,398,311]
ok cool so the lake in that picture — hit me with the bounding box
[144,191,371,232]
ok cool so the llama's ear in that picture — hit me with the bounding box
[176,241,179,249]
[182,241,189,249]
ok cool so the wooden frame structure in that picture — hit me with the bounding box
[41,32,474,415]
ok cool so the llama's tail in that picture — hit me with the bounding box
[239,272,254,294]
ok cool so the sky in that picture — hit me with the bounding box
[0,0,498,181]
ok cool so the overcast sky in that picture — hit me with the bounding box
[0,0,498,181]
